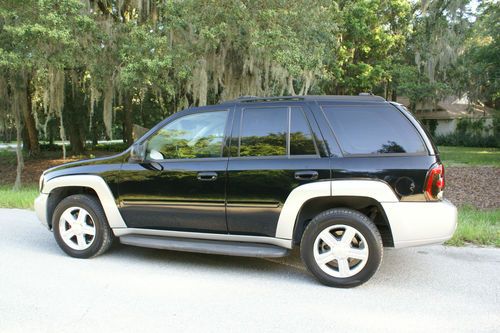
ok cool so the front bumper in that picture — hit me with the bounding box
[34,193,50,230]
[382,199,457,248]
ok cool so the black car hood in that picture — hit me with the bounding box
[43,151,129,181]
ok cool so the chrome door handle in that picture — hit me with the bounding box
[294,170,319,180]
[197,172,218,181]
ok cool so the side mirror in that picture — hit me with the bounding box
[130,142,146,162]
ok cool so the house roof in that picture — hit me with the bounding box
[395,95,494,120]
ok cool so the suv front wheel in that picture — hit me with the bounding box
[52,194,114,258]
[300,208,383,288]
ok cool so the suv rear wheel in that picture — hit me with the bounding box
[300,208,383,288]
[52,194,114,258]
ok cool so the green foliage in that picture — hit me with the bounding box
[435,134,499,148]
[435,118,499,148]
[390,64,451,107]
[89,142,130,152]
[0,0,96,71]
[323,0,411,94]
[149,133,223,159]
[0,0,497,164]
[38,142,129,152]
[425,119,438,137]
[447,1,500,108]
[240,133,287,157]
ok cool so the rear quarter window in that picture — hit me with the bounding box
[322,104,427,155]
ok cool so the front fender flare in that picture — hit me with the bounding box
[43,175,127,229]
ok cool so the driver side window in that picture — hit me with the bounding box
[146,110,229,160]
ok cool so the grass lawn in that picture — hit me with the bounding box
[0,186,39,209]
[447,206,500,247]
[438,146,500,166]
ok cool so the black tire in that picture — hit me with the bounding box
[52,194,114,258]
[300,208,383,288]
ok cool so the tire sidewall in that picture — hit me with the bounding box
[301,210,382,288]
[53,195,108,259]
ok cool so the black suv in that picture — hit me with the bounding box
[35,95,457,287]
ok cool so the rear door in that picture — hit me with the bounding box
[226,102,331,237]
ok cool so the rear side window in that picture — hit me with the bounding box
[240,107,288,157]
[322,105,426,155]
[238,107,318,157]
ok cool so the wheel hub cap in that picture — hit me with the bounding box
[313,224,369,278]
[58,207,96,251]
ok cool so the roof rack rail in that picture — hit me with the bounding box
[219,95,385,104]
[220,96,305,104]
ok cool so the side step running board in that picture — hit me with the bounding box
[119,234,290,258]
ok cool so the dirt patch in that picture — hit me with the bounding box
[445,167,500,209]
[0,151,113,186]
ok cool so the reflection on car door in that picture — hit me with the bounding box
[118,108,233,233]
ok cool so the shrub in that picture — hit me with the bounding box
[90,142,130,152]
[39,142,129,153]
[433,117,499,148]
[434,133,499,147]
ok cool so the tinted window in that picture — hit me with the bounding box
[290,107,317,155]
[322,105,426,155]
[240,107,287,157]
[146,111,228,160]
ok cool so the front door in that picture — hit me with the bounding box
[118,108,232,233]
[226,103,331,237]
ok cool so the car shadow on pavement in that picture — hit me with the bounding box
[104,243,438,289]
[107,243,317,284]
[5,212,456,289]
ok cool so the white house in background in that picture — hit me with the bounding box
[395,95,494,136]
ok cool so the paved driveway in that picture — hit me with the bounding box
[0,208,499,332]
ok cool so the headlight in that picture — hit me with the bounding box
[39,174,45,192]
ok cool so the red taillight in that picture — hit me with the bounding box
[425,164,445,201]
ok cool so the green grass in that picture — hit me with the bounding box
[438,146,500,167]
[0,186,39,209]
[447,206,500,247]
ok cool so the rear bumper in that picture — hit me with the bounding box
[382,200,457,248]
[34,193,50,230]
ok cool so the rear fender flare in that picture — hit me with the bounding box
[275,179,399,239]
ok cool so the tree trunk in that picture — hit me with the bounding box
[22,75,40,155]
[91,115,98,147]
[391,89,397,102]
[22,124,31,152]
[64,75,86,155]
[48,117,55,145]
[13,112,23,190]
[11,78,24,190]
[123,94,133,145]
[67,124,85,154]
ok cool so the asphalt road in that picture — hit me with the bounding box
[0,208,499,333]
